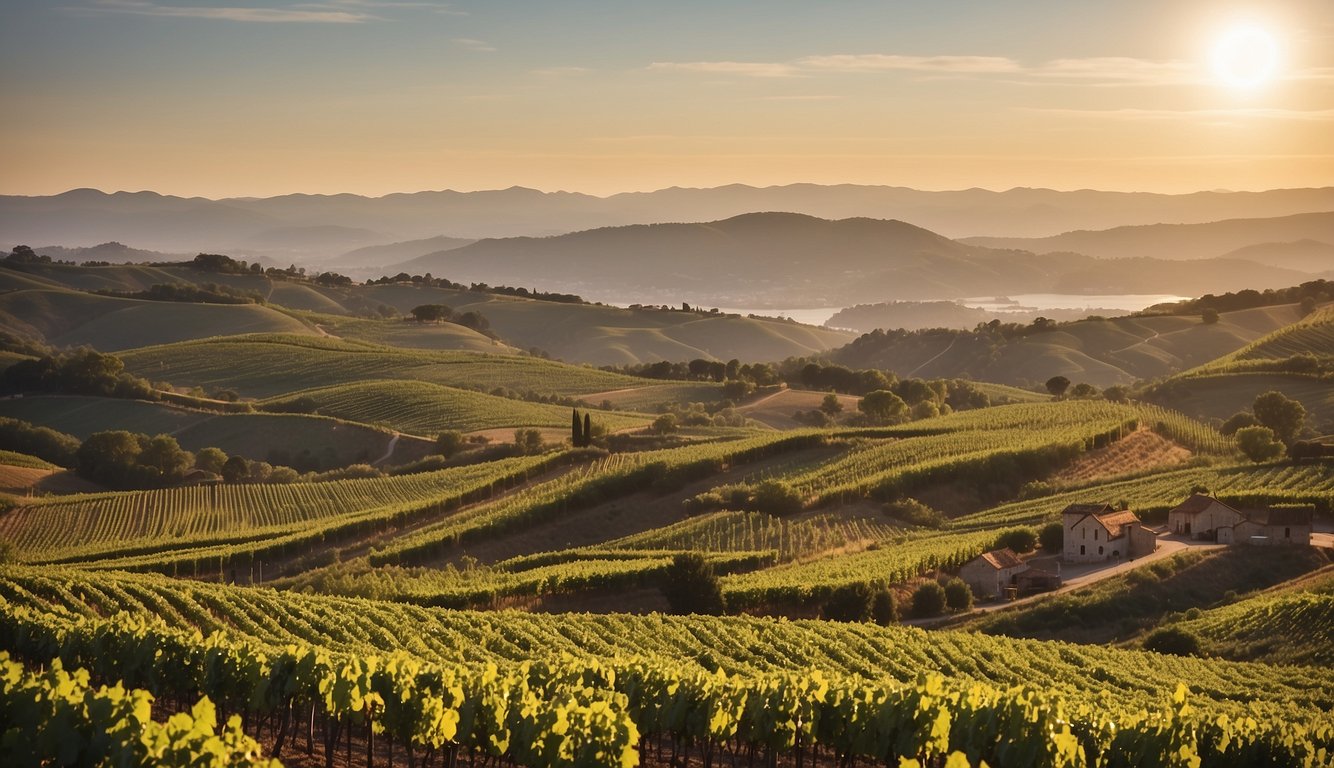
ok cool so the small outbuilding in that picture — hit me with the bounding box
[1218,507,1313,547]
[959,548,1029,600]
[1063,503,1157,563]
[1168,494,1244,540]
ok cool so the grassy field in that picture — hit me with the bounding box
[119,334,648,400]
[296,311,518,353]
[0,395,429,468]
[264,379,651,436]
[1172,565,1334,666]
[0,288,319,350]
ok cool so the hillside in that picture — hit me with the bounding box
[0,288,318,350]
[832,302,1309,388]
[963,211,1334,263]
[331,234,476,268]
[1145,305,1334,428]
[0,395,431,468]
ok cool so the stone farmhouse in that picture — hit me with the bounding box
[1217,507,1313,546]
[959,548,1029,599]
[1168,494,1244,539]
[1062,503,1158,563]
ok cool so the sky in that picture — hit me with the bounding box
[2,0,1333,198]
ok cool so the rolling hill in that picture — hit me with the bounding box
[330,234,477,268]
[963,211,1334,264]
[832,302,1312,389]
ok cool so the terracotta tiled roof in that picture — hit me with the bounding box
[1092,509,1140,537]
[974,548,1026,570]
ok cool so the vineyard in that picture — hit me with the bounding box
[1,566,1331,768]
[262,379,650,436]
[119,334,648,399]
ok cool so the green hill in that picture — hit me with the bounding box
[832,302,1308,388]
[0,395,430,468]
[118,334,650,400]
[263,380,650,436]
[0,288,318,350]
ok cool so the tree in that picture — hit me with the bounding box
[435,430,464,458]
[1219,412,1259,436]
[651,413,678,435]
[76,431,141,486]
[1102,385,1130,403]
[583,413,592,446]
[995,527,1038,554]
[870,589,898,625]
[571,409,584,447]
[943,578,973,612]
[409,304,452,323]
[1201,308,1220,324]
[1143,627,1201,657]
[748,480,803,516]
[662,553,726,615]
[823,583,875,622]
[1039,522,1064,553]
[1252,391,1306,443]
[910,400,940,420]
[858,389,908,424]
[1235,426,1284,462]
[221,455,249,483]
[819,393,843,416]
[1069,382,1099,399]
[910,581,947,618]
[514,428,545,455]
[1045,376,1071,398]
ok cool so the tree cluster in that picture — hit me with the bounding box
[96,282,263,305]
[1,349,155,400]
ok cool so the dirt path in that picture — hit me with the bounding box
[371,433,401,466]
[914,534,1224,627]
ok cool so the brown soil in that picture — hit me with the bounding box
[1053,427,1192,484]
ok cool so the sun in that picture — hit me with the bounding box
[1210,25,1280,89]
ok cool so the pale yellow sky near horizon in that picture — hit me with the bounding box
[2,1,1332,198]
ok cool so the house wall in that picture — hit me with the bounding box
[959,561,1026,599]
[1261,523,1311,546]
[1169,501,1244,539]
[1128,525,1158,558]
[1064,517,1125,563]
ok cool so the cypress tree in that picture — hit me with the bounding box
[583,413,592,447]
[571,409,583,447]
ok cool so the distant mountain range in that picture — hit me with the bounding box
[4,184,1333,256]
[388,212,1318,306]
[963,212,1334,263]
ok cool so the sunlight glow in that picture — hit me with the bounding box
[1210,25,1279,89]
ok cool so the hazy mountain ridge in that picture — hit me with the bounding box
[5,184,1334,254]
[387,212,1321,307]
[962,211,1334,262]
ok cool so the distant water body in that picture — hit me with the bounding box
[710,294,1192,327]
[612,294,1191,328]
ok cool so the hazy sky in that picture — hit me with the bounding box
[3,0,1333,197]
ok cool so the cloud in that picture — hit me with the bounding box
[797,54,1021,74]
[647,61,800,78]
[452,37,496,52]
[1029,107,1334,122]
[83,0,374,23]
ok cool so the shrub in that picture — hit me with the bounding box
[748,480,804,516]
[662,553,726,615]
[910,581,947,618]
[871,589,898,625]
[995,527,1038,554]
[943,578,974,611]
[1143,627,1202,657]
[823,583,875,622]
[1039,522,1064,553]
[883,498,944,528]
[1235,426,1284,463]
